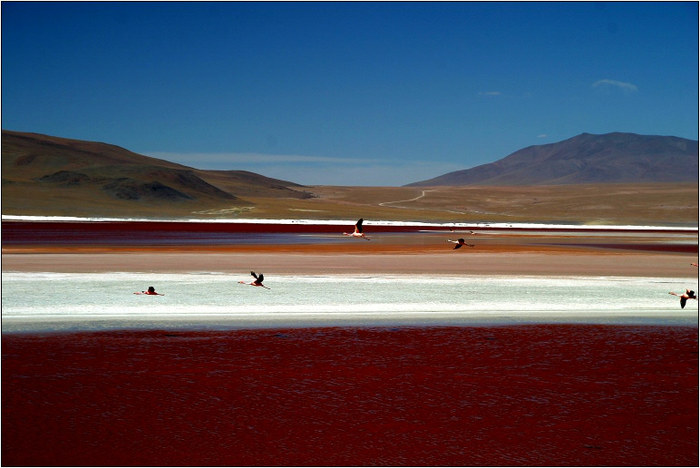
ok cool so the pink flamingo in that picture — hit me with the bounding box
[239,271,270,290]
[343,218,370,240]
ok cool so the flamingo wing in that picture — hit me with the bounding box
[355,218,364,233]
[681,297,687,309]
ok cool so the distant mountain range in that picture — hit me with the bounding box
[3,130,698,219]
[408,132,698,186]
[1,130,313,217]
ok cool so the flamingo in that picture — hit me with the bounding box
[134,286,164,296]
[669,289,697,309]
[448,238,474,250]
[343,218,370,240]
[239,271,270,289]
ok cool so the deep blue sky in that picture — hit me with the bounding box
[3,2,698,185]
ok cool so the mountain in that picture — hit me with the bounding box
[1,130,313,217]
[408,132,699,186]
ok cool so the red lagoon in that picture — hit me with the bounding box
[2,325,698,466]
[3,219,697,254]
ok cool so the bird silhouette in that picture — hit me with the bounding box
[448,238,475,250]
[343,218,370,240]
[239,271,270,289]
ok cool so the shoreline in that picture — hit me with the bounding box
[3,221,697,333]
[3,214,697,230]
[5,313,697,335]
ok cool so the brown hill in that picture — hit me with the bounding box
[2,130,697,225]
[408,132,699,186]
[1,130,313,217]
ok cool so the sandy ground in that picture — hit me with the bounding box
[2,244,696,277]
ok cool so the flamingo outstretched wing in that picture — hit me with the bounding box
[355,218,364,234]
[250,271,265,286]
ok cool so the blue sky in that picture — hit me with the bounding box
[2,2,698,186]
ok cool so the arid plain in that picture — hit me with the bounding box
[235,182,699,226]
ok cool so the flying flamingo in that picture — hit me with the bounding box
[239,271,270,289]
[134,286,164,296]
[448,238,475,249]
[343,218,370,240]
[669,289,697,309]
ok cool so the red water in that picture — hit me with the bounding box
[2,325,697,466]
[3,220,696,253]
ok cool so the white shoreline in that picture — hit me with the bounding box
[3,272,697,333]
[2,214,697,232]
[3,312,698,334]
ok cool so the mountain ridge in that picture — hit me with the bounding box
[408,132,698,186]
[2,130,697,223]
[2,130,314,217]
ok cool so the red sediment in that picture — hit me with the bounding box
[2,325,697,466]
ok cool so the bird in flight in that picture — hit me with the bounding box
[239,271,270,289]
[448,238,475,249]
[669,289,696,309]
[133,286,164,296]
[343,218,370,240]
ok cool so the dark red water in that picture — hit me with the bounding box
[1,220,353,246]
[3,325,697,466]
[2,220,696,253]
